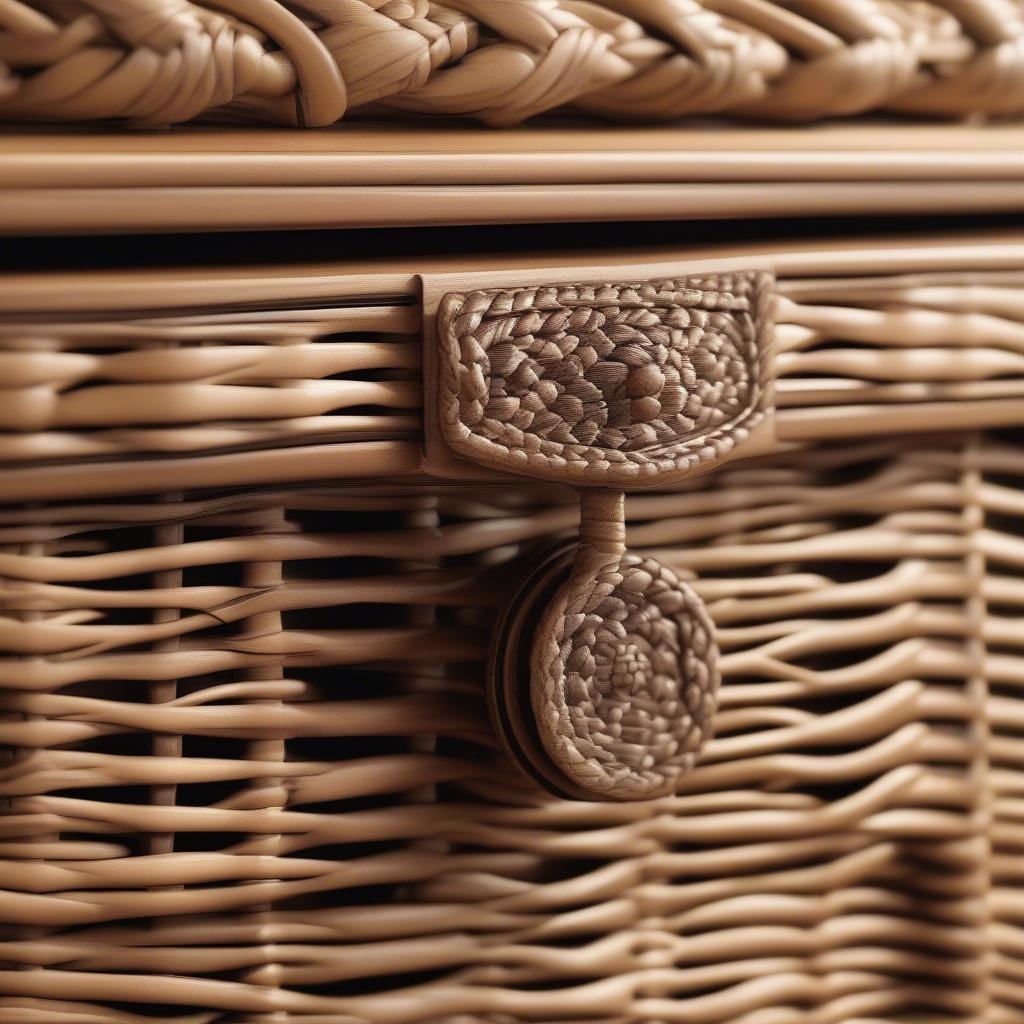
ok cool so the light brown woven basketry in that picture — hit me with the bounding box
[2,0,1024,127]
[3,238,1024,1022]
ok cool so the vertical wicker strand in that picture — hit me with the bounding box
[3,517,53,982]
[238,504,289,1023]
[404,494,450,861]
[237,333,303,1020]
[0,542,10,971]
[962,432,995,1019]
[147,496,184,859]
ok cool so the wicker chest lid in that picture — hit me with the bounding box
[4,0,1024,127]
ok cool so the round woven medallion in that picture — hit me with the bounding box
[489,544,719,801]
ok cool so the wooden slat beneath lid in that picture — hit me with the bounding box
[2,123,1024,234]
[5,123,1024,186]
[6,182,1024,236]
[5,230,1024,314]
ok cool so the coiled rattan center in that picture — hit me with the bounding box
[488,492,720,802]
[531,551,718,800]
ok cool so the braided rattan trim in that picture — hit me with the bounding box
[437,272,774,486]
[4,0,1024,127]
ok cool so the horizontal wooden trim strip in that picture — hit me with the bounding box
[4,125,1024,188]
[4,182,1024,236]
[5,231,1024,314]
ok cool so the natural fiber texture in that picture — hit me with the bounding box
[437,273,773,486]
[3,0,1024,127]
[6,259,1024,1020]
[0,304,421,462]
[771,269,1024,444]
[2,434,1022,1021]
[10,267,1024,491]
[531,491,719,800]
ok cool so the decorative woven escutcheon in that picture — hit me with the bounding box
[436,272,774,487]
[439,272,775,800]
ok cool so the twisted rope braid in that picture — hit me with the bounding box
[1,0,1024,126]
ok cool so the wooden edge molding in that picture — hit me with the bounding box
[6,183,1024,235]
[433,272,775,488]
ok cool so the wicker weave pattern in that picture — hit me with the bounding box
[4,264,1024,1020]
[775,270,1024,440]
[0,305,421,462]
[0,437,1018,1021]
[437,273,773,485]
[3,0,1024,127]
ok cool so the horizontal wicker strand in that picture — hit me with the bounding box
[2,432,1021,1020]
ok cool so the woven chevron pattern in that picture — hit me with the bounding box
[3,0,1024,128]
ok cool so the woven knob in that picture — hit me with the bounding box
[436,276,757,799]
[488,493,720,802]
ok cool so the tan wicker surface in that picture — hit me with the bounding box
[0,305,421,462]
[2,243,1024,1020]
[1,441,1020,1022]
[3,0,1024,128]
[4,262,1024,479]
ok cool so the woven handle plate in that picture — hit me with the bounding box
[441,273,774,799]
[436,272,774,487]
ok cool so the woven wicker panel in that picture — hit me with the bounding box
[4,260,1024,1022]
[2,0,1024,128]
[0,302,420,462]
[5,267,1024,489]
[0,435,1017,1022]
[776,270,1024,439]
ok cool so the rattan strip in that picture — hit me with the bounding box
[0,305,421,463]
[1,434,1020,1021]
[778,273,1024,403]
[2,0,1024,129]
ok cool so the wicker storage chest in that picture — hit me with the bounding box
[5,2,1024,1022]
[2,228,1024,1023]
